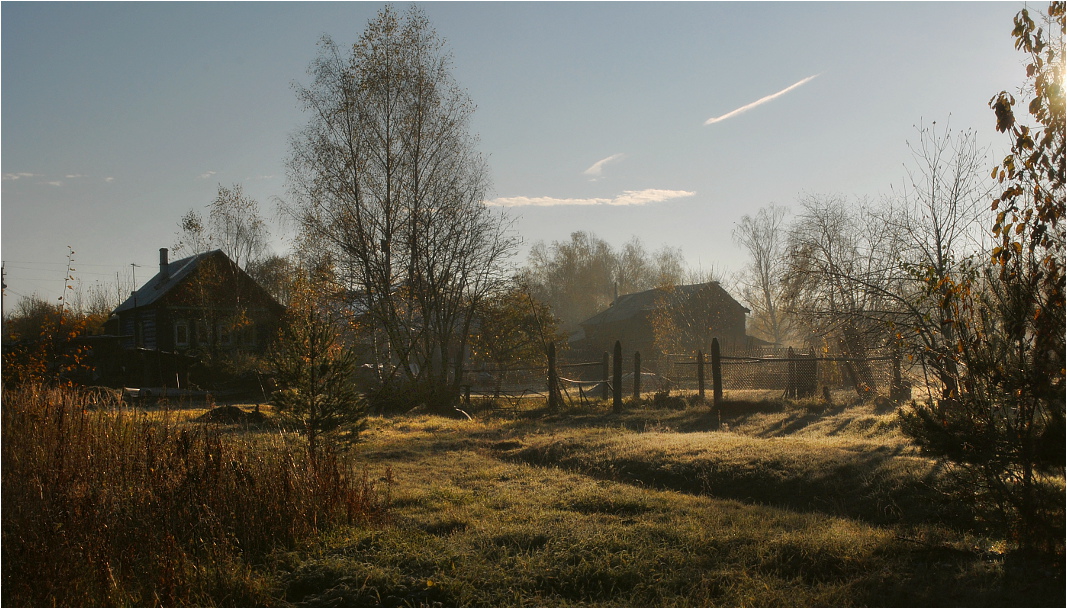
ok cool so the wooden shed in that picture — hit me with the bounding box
[575,282,753,358]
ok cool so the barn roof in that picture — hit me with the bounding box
[580,282,748,327]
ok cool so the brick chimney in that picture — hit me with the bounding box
[159,248,170,281]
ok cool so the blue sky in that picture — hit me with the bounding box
[2,2,1027,314]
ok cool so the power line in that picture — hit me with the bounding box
[5,266,133,278]
[3,260,155,268]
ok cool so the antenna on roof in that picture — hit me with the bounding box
[130,263,141,306]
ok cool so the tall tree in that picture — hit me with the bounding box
[246,254,300,306]
[524,232,617,333]
[209,184,268,271]
[733,204,791,345]
[891,124,993,400]
[170,185,274,361]
[782,195,906,392]
[287,6,516,411]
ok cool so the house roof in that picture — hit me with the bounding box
[580,282,748,327]
[112,250,222,314]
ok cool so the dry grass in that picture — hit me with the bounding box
[4,387,1062,606]
[271,401,1063,606]
[1,384,388,607]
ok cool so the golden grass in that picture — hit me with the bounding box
[5,387,1062,606]
[276,402,1063,606]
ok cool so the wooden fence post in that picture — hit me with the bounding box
[711,337,723,407]
[612,341,623,413]
[697,350,706,402]
[808,345,818,398]
[890,352,910,403]
[633,351,642,401]
[787,346,796,399]
[602,351,610,400]
[547,342,559,411]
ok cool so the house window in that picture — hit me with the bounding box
[196,320,211,346]
[217,323,233,346]
[239,323,256,347]
[174,321,190,347]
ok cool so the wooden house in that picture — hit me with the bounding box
[102,248,284,387]
[575,282,754,357]
[110,248,284,354]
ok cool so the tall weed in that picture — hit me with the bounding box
[1,384,387,606]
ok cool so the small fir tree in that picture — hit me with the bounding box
[269,277,365,460]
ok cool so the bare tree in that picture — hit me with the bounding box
[733,203,792,345]
[173,184,269,271]
[210,184,268,271]
[781,127,992,393]
[783,194,904,390]
[286,6,517,411]
[895,123,992,278]
[890,123,993,399]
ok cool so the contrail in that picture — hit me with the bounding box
[705,74,820,125]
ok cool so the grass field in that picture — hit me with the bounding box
[4,388,1063,606]
[276,396,1063,607]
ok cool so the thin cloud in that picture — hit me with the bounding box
[486,188,695,208]
[705,74,820,125]
[2,172,37,181]
[45,181,63,187]
[198,170,218,179]
[104,177,115,183]
[65,174,87,179]
[583,153,625,181]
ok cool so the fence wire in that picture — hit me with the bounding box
[459,346,903,405]
[650,349,899,398]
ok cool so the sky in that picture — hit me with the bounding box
[1,1,1031,315]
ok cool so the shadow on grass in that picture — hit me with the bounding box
[496,435,953,530]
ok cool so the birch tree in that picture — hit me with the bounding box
[287,5,516,411]
[733,204,791,345]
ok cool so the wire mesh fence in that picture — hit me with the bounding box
[458,341,909,409]
[652,347,902,398]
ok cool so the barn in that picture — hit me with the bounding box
[574,282,757,358]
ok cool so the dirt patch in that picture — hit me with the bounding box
[194,405,270,426]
